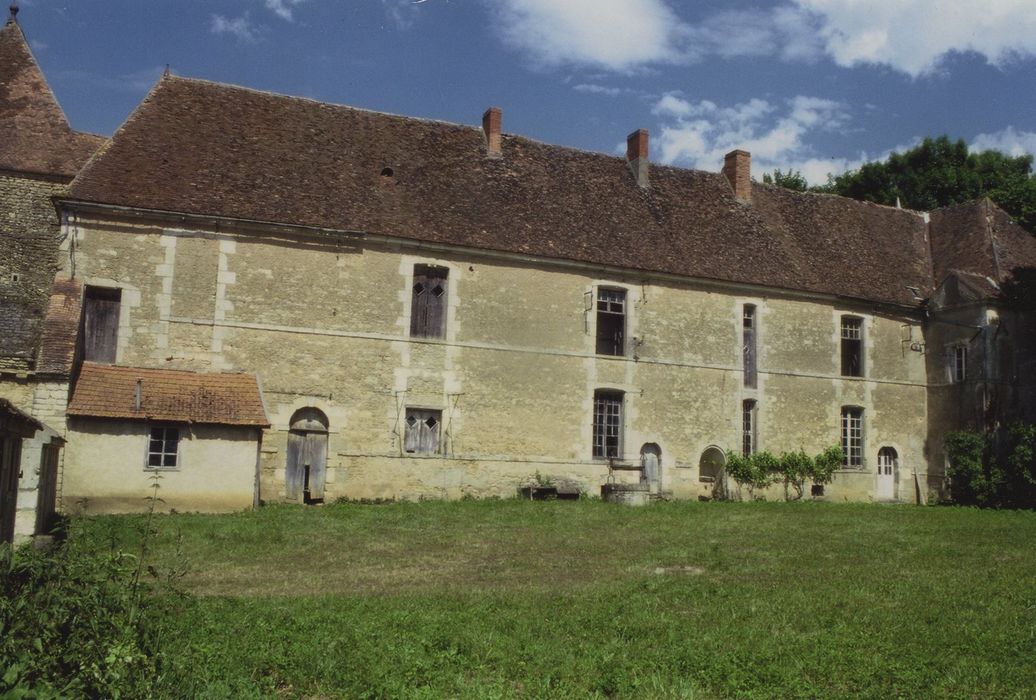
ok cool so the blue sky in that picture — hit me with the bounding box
[16,0,1036,184]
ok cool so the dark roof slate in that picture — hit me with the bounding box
[929,199,1036,287]
[68,76,938,306]
[68,363,270,427]
[0,21,104,177]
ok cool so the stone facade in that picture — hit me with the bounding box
[56,214,931,505]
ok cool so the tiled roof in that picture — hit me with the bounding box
[929,199,1036,286]
[66,76,935,307]
[0,397,41,437]
[68,363,270,427]
[0,21,104,177]
[35,277,82,376]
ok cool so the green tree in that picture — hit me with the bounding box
[821,136,1036,233]
[762,168,809,192]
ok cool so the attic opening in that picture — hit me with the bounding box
[380,167,396,187]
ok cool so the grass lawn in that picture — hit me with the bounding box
[76,499,1036,698]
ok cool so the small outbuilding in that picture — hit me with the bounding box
[62,363,269,514]
[0,399,43,544]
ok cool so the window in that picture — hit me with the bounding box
[596,288,626,356]
[742,400,757,456]
[743,304,757,388]
[146,426,180,469]
[841,407,863,468]
[410,265,448,339]
[404,408,442,454]
[592,390,623,459]
[82,286,121,363]
[840,316,863,377]
[952,345,967,383]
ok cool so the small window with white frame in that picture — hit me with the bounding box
[840,316,863,377]
[951,345,967,383]
[840,407,863,468]
[742,399,757,456]
[146,426,181,469]
[595,288,626,356]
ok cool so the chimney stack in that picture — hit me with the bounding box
[482,107,502,157]
[723,149,752,202]
[626,129,649,188]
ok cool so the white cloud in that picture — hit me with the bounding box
[789,0,1036,77]
[210,14,260,43]
[264,0,307,22]
[970,127,1036,158]
[486,1,1036,77]
[573,83,624,97]
[488,0,685,72]
[651,93,862,185]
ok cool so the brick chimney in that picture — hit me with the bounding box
[627,129,649,188]
[483,107,502,158]
[723,149,752,202]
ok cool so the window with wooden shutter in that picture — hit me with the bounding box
[595,288,626,356]
[404,408,442,454]
[82,286,121,363]
[743,304,757,388]
[410,265,448,339]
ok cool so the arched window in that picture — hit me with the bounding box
[699,446,726,483]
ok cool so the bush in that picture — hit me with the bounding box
[946,424,1036,508]
[728,447,844,501]
[0,536,168,698]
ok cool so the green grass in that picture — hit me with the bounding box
[75,499,1036,698]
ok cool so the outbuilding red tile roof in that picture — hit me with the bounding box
[0,20,104,178]
[68,363,269,427]
[66,75,938,307]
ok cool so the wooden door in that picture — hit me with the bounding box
[285,431,327,503]
[0,437,21,544]
[82,288,121,363]
[35,445,60,535]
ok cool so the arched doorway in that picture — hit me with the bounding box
[876,446,897,501]
[286,408,329,504]
[640,443,662,491]
[699,446,727,499]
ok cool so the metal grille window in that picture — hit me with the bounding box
[743,304,757,388]
[146,426,180,469]
[742,400,756,456]
[404,408,442,454]
[841,407,863,468]
[840,316,863,377]
[592,390,623,459]
[953,345,967,383]
[596,288,626,356]
[410,265,448,339]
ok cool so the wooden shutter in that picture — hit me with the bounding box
[410,265,447,338]
[82,287,121,363]
[404,409,441,454]
[743,307,757,389]
[304,432,328,499]
[285,432,304,501]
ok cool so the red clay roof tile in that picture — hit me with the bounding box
[68,363,269,426]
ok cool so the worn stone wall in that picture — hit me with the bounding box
[0,171,66,371]
[0,376,34,413]
[62,418,258,513]
[61,215,931,506]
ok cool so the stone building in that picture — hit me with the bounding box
[0,12,102,539]
[1,10,1034,519]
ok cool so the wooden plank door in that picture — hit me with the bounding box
[303,432,327,501]
[285,432,304,501]
[0,437,20,544]
[82,288,121,363]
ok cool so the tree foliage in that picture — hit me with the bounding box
[762,168,809,192]
[945,424,1036,508]
[813,136,1036,233]
[726,446,844,501]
